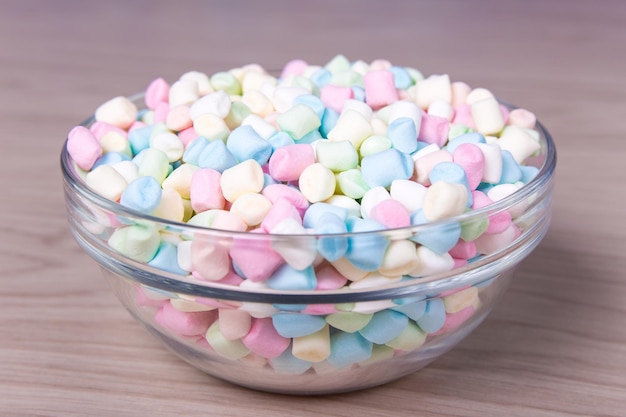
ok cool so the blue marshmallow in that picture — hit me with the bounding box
[320,108,339,138]
[315,212,349,262]
[429,161,473,207]
[303,203,348,228]
[197,139,238,172]
[328,332,372,369]
[410,209,462,254]
[120,176,162,214]
[391,299,427,321]
[309,68,332,88]
[92,151,130,168]
[500,150,523,184]
[270,348,312,375]
[351,85,365,102]
[520,165,539,184]
[416,299,446,333]
[388,117,418,154]
[267,265,317,291]
[358,310,408,344]
[127,124,153,155]
[361,148,414,188]
[293,94,326,119]
[345,217,389,271]
[446,132,486,153]
[182,136,209,165]
[226,125,273,165]
[297,129,322,144]
[389,66,413,90]
[272,313,327,338]
[147,242,187,275]
[267,131,295,151]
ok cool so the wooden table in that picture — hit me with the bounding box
[1,0,624,415]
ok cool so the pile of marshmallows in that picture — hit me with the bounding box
[67,55,542,371]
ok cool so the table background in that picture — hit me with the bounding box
[1,1,625,416]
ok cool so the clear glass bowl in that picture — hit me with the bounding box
[61,95,556,394]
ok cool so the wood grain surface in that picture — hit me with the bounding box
[1,0,625,415]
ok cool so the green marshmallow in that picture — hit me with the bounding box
[206,321,250,360]
[359,344,395,367]
[276,103,321,140]
[385,321,427,351]
[224,101,252,130]
[210,71,242,96]
[336,169,370,199]
[405,67,424,84]
[331,70,363,88]
[316,140,358,172]
[359,135,392,158]
[324,54,351,74]
[108,224,161,263]
[326,311,373,333]
[138,147,170,184]
[448,123,475,140]
[460,216,489,241]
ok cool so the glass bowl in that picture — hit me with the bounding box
[61,94,556,395]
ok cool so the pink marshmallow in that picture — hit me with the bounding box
[452,258,467,269]
[178,126,198,147]
[155,302,217,337]
[242,318,290,359]
[369,199,411,229]
[302,304,337,315]
[128,121,147,132]
[145,77,170,110]
[268,143,315,182]
[451,104,476,129]
[89,121,128,140]
[166,105,192,132]
[431,305,475,335]
[280,59,308,79]
[229,229,284,281]
[153,101,170,123]
[135,286,168,308]
[418,113,450,147]
[262,184,309,217]
[320,84,354,113]
[474,224,518,255]
[260,198,302,233]
[218,308,252,340]
[453,143,485,190]
[363,70,398,110]
[190,168,225,213]
[414,149,453,186]
[67,126,103,171]
[471,190,512,234]
[191,238,231,281]
[315,261,348,290]
[449,239,477,260]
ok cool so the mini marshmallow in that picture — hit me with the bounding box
[268,143,315,182]
[197,139,238,172]
[273,103,321,140]
[152,188,185,222]
[496,125,542,164]
[137,147,170,184]
[418,113,450,147]
[226,125,273,165]
[229,193,272,227]
[100,131,132,158]
[206,321,250,360]
[378,240,420,277]
[416,299,446,333]
[422,181,468,221]
[67,126,102,170]
[359,135,392,158]
[387,117,418,154]
[428,99,454,121]
[471,96,505,135]
[193,113,230,142]
[108,224,161,263]
[390,179,428,212]
[180,70,213,96]
[298,163,336,203]
[507,108,536,129]
[315,140,359,172]
[328,332,372,369]
[240,114,277,139]
[94,96,138,130]
[162,163,198,200]
[386,321,426,351]
[120,176,162,214]
[361,148,414,188]
[335,169,370,199]
[320,85,354,113]
[363,70,398,110]
[414,149,453,186]
[85,164,128,201]
[169,79,200,108]
[210,71,241,95]
[327,109,373,149]
[220,159,265,203]
[145,77,170,110]
[415,74,452,110]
